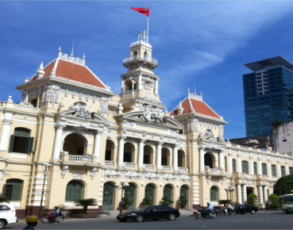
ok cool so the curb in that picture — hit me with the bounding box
[17,217,118,223]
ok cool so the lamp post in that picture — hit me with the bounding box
[115,181,129,214]
[224,186,235,202]
[38,163,52,219]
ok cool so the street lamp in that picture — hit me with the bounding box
[115,181,129,214]
[224,186,235,202]
[38,163,52,219]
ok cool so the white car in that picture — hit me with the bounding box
[0,203,17,229]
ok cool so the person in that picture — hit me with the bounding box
[51,206,61,220]
[192,205,200,217]
[205,202,214,216]
[227,203,233,215]
[23,215,38,230]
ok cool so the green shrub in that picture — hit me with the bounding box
[0,194,9,203]
[74,198,97,214]
[247,193,258,207]
[218,200,231,206]
[141,197,152,206]
[120,196,131,207]
[269,194,280,208]
[161,196,174,206]
[177,196,188,207]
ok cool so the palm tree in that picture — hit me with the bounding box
[75,198,97,214]
[0,194,9,203]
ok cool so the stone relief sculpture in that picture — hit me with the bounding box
[104,170,119,179]
[140,105,164,124]
[202,129,217,142]
[187,118,198,132]
[100,97,109,115]
[70,102,90,119]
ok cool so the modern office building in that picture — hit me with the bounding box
[243,56,293,138]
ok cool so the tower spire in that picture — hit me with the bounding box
[194,83,196,95]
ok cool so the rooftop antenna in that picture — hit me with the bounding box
[70,40,74,57]
[194,83,196,95]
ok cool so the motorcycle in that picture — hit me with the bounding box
[41,212,65,223]
[195,209,217,219]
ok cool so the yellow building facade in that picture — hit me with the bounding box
[0,32,292,217]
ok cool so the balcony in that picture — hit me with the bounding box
[205,166,226,177]
[105,161,116,167]
[125,162,136,168]
[178,167,187,173]
[144,164,155,170]
[162,166,171,171]
[123,56,158,66]
[60,151,95,164]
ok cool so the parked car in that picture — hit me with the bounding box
[116,205,180,222]
[0,203,18,229]
[234,204,258,214]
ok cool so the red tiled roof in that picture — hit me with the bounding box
[170,97,220,119]
[30,59,106,89]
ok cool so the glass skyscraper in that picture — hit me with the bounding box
[243,56,293,138]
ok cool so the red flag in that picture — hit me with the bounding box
[131,7,149,16]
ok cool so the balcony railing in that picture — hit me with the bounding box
[125,162,135,168]
[178,167,186,172]
[162,166,171,171]
[210,168,222,173]
[144,164,154,169]
[123,56,158,65]
[68,155,92,162]
[105,161,114,166]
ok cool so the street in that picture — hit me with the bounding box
[10,211,292,229]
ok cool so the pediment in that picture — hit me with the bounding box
[58,110,109,124]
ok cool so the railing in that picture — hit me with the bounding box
[123,56,158,65]
[125,162,135,168]
[123,91,133,96]
[178,167,186,172]
[144,164,154,169]
[68,155,92,162]
[210,168,222,173]
[162,166,171,171]
[105,161,114,166]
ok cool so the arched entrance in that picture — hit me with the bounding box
[105,140,114,161]
[125,183,136,210]
[143,145,153,165]
[123,143,134,163]
[163,184,173,206]
[180,185,188,207]
[204,153,214,168]
[145,184,155,205]
[103,182,114,210]
[210,186,218,201]
[63,133,87,155]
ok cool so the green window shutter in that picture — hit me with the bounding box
[272,165,277,177]
[232,159,236,172]
[66,181,83,201]
[25,137,34,154]
[210,187,218,201]
[290,167,293,175]
[2,185,7,197]
[11,184,22,201]
[242,161,248,174]
[262,164,267,175]
[8,135,15,152]
[281,166,285,177]
[254,162,257,175]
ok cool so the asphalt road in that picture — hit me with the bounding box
[9,211,292,229]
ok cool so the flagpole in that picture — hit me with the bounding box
[147,5,149,47]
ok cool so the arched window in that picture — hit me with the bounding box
[9,128,34,154]
[289,167,293,175]
[204,153,213,168]
[271,165,277,177]
[3,179,23,201]
[65,180,84,201]
[133,51,138,59]
[105,140,114,161]
[210,186,218,201]
[254,162,258,175]
[281,166,286,177]
[63,133,87,155]
[242,161,249,174]
[262,163,267,176]
[232,159,237,172]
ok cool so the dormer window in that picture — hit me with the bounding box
[144,51,148,59]
[134,51,138,60]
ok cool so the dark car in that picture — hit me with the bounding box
[116,205,180,222]
[234,204,258,214]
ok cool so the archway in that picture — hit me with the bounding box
[178,150,185,167]
[145,184,155,205]
[143,145,153,165]
[163,184,173,206]
[105,140,115,161]
[210,186,218,201]
[103,182,115,210]
[3,179,23,201]
[63,133,87,155]
[204,153,214,168]
[162,147,170,166]
[125,80,137,91]
[125,183,136,210]
[180,185,189,208]
[124,142,135,163]
[65,180,84,201]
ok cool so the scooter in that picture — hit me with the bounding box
[41,212,65,223]
[195,209,217,219]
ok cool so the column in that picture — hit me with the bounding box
[52,123,66,160]
[264,185,268,203]
[219,150,224,169]
[157,142,163,169]
[237,151,242,173]
[250,154,254,175]
[121,79,125,92]
[258,155,262,175]
[138,139,145,168]
[259,185,263,204]
[277,158,281,177]
[267,158,272,179]
[173,144,178,171]
[138,73,142,90]
[228,151,233,176]
[93,130,103,163]
[237,184,242,204]
[118,135,126,167]
[242,184,247,203]
[0,119,12,151]
[199,147,205,172]
[155,80,159,94]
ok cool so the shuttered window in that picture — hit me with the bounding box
[210,186,218,201]
[232,159,237,172]
[254,162,258,175]
[225,157,227,172]
[289,167,293,175]
[272,165,277,177]
[281,166,286,177]
[3,179,23,201]
[242,161,249,174]
[65,180,83,201]
[9,128,34,154]
[262,163,267,176]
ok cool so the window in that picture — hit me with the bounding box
[254,162,258,175]
[65,180,83,201]
[262,163,267,176]
[0,205,10,210]
[9,128,34,154]
[144,51,147,59]
[210,186,218,201]
[3,179,23,201]
[242,161,249,174]
[31,99,38,108]
[281,166,286,177]
[289,167,293,175]
[225,157,227,172]
[105,150,111,161]
[272,165,277,177]
[232,159,237,172]
[133,51,138,59]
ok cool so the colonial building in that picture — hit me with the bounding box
[0,32,293,217]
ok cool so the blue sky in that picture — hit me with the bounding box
[1,1,293,139]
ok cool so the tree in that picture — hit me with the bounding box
[0,194,9,203]
[177,196,188,207]
[218,200,231,206]
[141,197,152,206]
[120,196,131,207]
[276,175,293,195]
[161,196,174,206]
[75,198,97,214]
[271,120,283,128]
[247,193,258,207]
[268,194,280,208]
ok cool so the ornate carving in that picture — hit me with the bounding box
[73,174,83,180]
[188,118,198,132]
[125,171,139,180]
[100,97,109,115]
[123,120,136,127]
[206,175,211,185]
[179,174,190,182]
[70,102,90,118]
[50,85,60,104]
[104,170,119,179]
[139,105,164,123]
[3,119,12,125]
[145,173,157,181]
[168,129,179,135]
[202,129,216,142]
[138,93,159,102]
[90,167,97,180]
[163,174,174,181]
